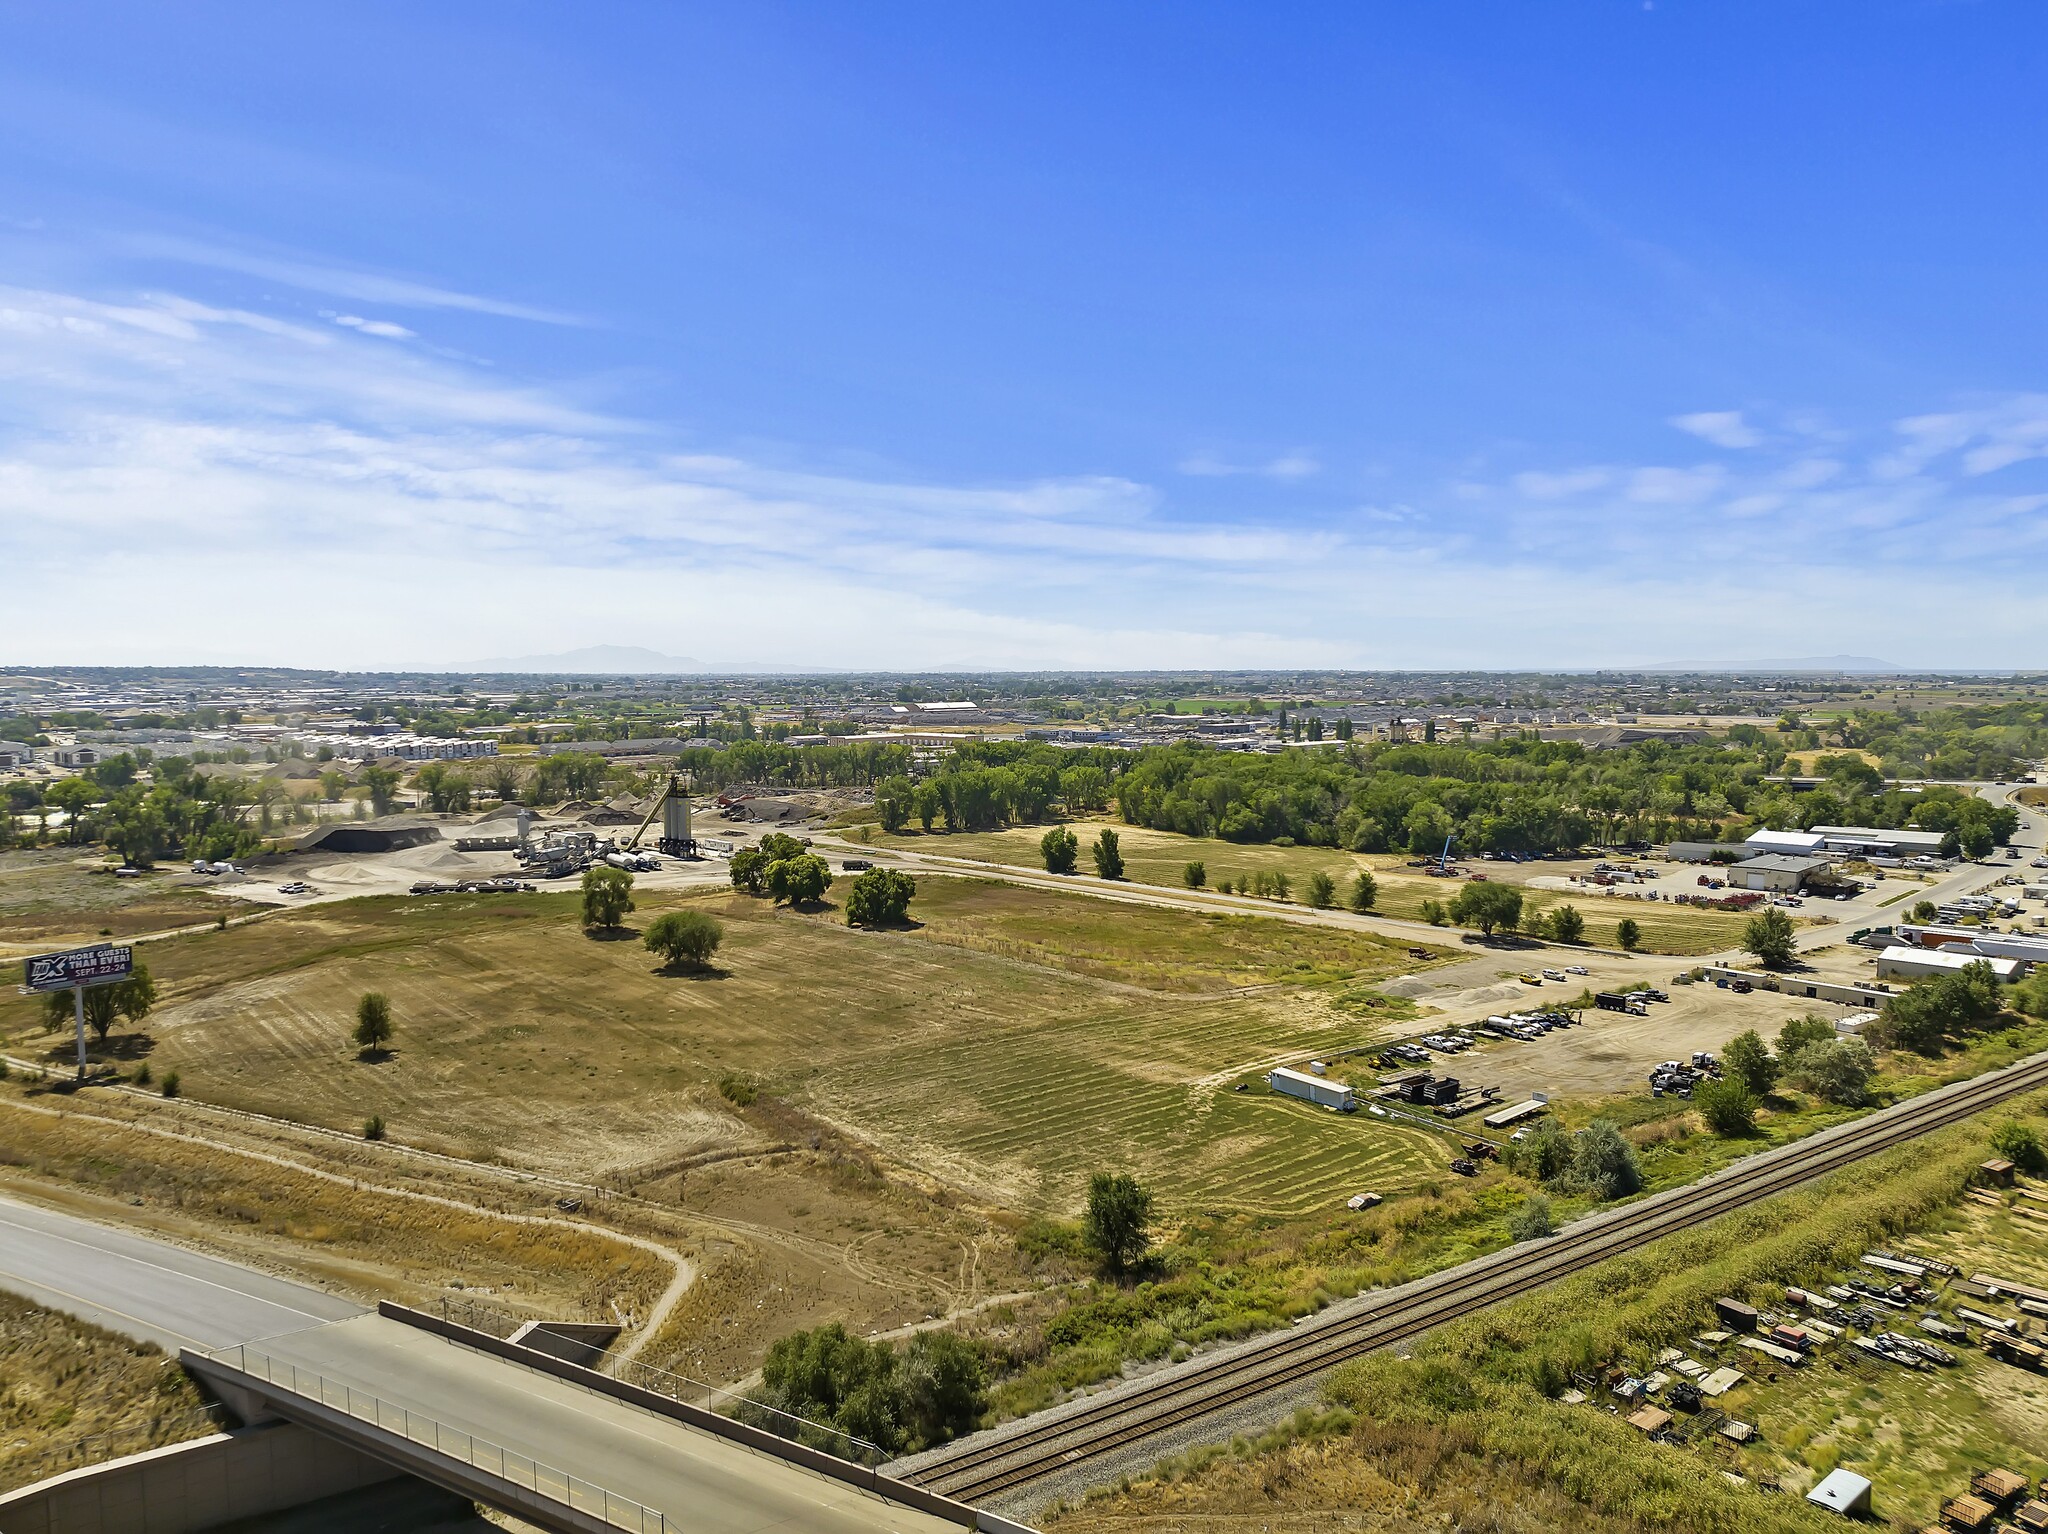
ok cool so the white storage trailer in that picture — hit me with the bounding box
[1268,1066,1356,1112]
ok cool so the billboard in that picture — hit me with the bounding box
[22,944,134,993]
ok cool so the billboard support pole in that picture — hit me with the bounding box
[71,983,86,1079]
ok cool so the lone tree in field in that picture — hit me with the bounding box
[845,867,917,927]
[643,910,725,971]
[1449,880,1523,937]
[1040,826,1079,875]
[1083,1171,1153,1277]
[1305,870,1337,909]
[1545,904,1586,944]
[353,992,394,1058]
[1183,860,1206,889]
[1742,905,1798,969]
[581,864,636,931]
[1348,870,1377,912]
[44,964,158,1044]
[1091,828,1124,880]
[1615,917,1641,952]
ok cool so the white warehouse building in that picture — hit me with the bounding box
[1875,946,2027,984]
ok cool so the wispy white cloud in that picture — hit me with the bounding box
[1178,449,1320,481]
[3,273,2045,670]
[1670,409,1761,449]
[125,233,584,325]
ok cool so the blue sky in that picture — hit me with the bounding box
[3,2,2045,670]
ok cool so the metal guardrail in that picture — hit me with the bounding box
[201,1345,666,1534]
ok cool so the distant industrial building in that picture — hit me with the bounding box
[1875,946,2027,984]
[1811,825,1947,859]
[296,822,443,855]
[1742,829,1827,857]
[296,733,498,762]
[1728,853,1826,893]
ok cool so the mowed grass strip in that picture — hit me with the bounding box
[899,876,1432,992]
[873,821,1752,955]
[806,988,1446,1214]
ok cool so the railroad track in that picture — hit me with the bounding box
[908,1050,2048,1504]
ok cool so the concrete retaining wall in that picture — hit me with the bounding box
[0,1422,403,1534]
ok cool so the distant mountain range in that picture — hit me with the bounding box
[469,645,708,674]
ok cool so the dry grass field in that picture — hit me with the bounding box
[0,850,255,950]
[0,1287,215,1493]
[0,876,1450,1217]
[871,820,1753,955]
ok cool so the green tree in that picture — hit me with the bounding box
[1615,917,1641,952]
[361,765,401,816]
[44,778,97,845]
[1722,1029,1778,1096]
[1782,1037,1874,1105]
[581,865,635,930]
[1347,870,1377,913]
[1568,1120,1642,1200]
[1695,1077,1757,1136]
[758,832,807,863]
[765,852,831,907]
[45,965,158,1044]
[728,847,769,895]
[1040,826,1079,875]
[1449,881,1522,936]
[1305,870,1337,909]
[1402,800,1454,856]
[1091,828,1124,880]
[1060,766,1110,813]
[1183,859,1206,889]
[1874,961,2005,1055]
[1507,1194,1555,1241]
[1909,899,1939,924]
[1545,904,1586,944]
[1420,898,1449,926]
[1992,1119,2048,1175]
[643,910,725,970]
[353,991,394,1056]
[1776,1015,1836,1058]
[318,768,349,803]
[1504,1117,1572,1182]
[1083,1171,1153,1276]
[873,776,914,835]
[1741,906,1798,969]
[910,782,943,832]
[845,867,917,926]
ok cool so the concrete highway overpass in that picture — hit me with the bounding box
[0,1194,1017,1534]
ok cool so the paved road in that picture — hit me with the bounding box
[0,1195,957,1534]
[235,1315,956,1534]
[0,1193,361,1351]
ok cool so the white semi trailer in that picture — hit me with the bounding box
[1268,1066,1356,1112]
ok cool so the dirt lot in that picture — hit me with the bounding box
[0,849,263,952]
[1361,948,1853,1101]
